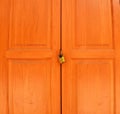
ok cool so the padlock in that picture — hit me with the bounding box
[59,50,65,64]
[59,55,65,64]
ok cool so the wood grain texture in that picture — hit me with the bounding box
[113,0,120,113]
[74,0,113,49]
[1,0,120,113]
[62,0,119,113]
[69,60,114,113]
[9,60,53,114]
[0,0,9,114]
[9,0,52,49]
[0,0,60,114]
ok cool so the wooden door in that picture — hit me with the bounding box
[62,0,120,114]
[0,0,60,114]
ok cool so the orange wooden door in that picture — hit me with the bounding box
[62,0,120,114]
[0,0,60,114]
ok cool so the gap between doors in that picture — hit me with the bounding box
[60,0,62,114]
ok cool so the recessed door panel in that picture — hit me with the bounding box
[10,0,52,49]
[9,60,52,114]
[69,60,114,113]
[75,0,113,49]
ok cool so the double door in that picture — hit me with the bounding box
[0,0,120,114]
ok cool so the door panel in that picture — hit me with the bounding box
[70,60,114,113]
[9,0,52,49]
[62,0,120,114]
[75,0,113,49]
[9,60,52,114]
[0,0,60,114]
